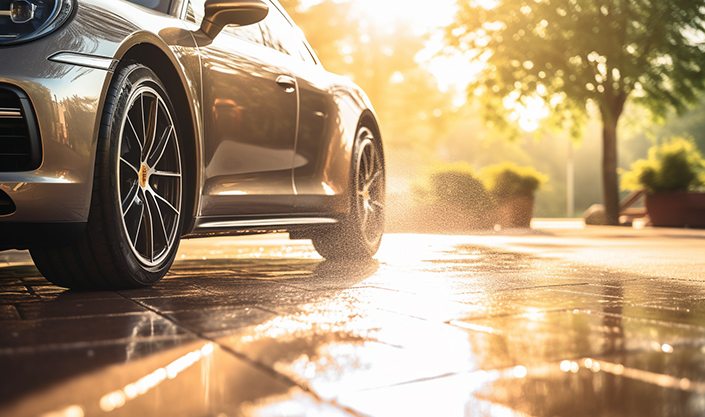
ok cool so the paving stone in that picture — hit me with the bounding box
[1,229,705,416]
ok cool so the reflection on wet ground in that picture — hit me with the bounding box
[2,228,705,416]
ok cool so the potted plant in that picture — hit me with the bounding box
[480,162,548,228]
[621,136,705,227]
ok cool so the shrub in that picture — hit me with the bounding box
[479,162,548,202]
[415,161,493,212]
[621,136,705,194]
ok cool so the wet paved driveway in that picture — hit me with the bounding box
[2,225,705,416]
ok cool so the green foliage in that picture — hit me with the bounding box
[621,137,705,193]
[480,162,549,201]
[445,0,705,131]
[415,160,547,210]
[415,161,493,211]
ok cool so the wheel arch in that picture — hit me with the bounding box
[114,43,200,235]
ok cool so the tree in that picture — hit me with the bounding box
[444,0,705,224]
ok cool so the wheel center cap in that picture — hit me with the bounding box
[139,164,148,188]
[362,189,370,202]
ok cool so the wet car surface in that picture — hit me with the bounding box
[2,226,705,416]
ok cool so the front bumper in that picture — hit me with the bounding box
[0,34,112,233]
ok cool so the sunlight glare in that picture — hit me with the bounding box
[418,33,489,108]
[356,0,457,28]
[299,0,457,30]
[471,0,499,9]
[300,0,551,130]
[503,94,550,132]
[425,52,482,100]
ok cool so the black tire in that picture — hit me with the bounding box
[311,125,385,259]
[30,64,184,290]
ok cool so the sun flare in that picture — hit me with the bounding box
[295,0,551,131]
[297,0,458,30]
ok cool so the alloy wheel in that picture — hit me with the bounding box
[355,127,385,245]
[117,85,182,267]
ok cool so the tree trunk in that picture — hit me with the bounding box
[601,109,621,226]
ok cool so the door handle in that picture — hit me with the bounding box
[276,75,296,93]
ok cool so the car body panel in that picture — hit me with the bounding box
[293,69,372,213]
[198,28,298,216]
[0,33,110,222]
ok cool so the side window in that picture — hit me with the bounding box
[186,0,265,45]
[185,0,198,23]
[260,4,316,64]
[186,0,205,24]
[223,24,265,45]
[125,0,173,13]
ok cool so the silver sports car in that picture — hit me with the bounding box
[0,0,385,289]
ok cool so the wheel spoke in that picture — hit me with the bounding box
[147,125,173,168]
[365,170,382,190]
[372,200,385,210]
[126,191,145,246]
[120,157,140,176]
[119,156,140,213]
[133,206,144,246]
[360,147,370,181]
[146,190,170,245]
[142,93,159,162]
[142,190,155,262]
[126,116,144,154]
[140,93,147,148]
[361,202,369,229]
[151,187,179,215]
[121,182,140,213]
[152,170,180,178]
[366,145,376,180]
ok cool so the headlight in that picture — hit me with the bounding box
[0,0,75,45]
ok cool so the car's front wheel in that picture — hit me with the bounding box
[30,64,183,289]
[311,125,385,259]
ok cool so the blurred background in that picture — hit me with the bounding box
[279,0,705,226]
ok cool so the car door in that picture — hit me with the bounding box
[187,0,298,217]
[258,2,346,213]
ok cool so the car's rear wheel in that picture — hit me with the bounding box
[30,64,183,289]
[311,125,385,259]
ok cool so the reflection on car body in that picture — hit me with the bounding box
[0,0,385,289]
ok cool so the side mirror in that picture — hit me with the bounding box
[201,0,269,39]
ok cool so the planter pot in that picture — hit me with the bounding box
[645,192,705,228]
[496,195,535,228]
